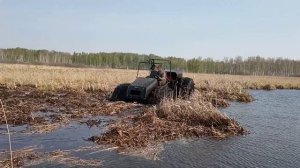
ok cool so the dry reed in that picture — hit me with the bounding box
[1,63,299,91]
[186,73,300,90]
[89,91,245,149]
[0,99,13,168]
[0,85,139,134]
[0,146,101,167]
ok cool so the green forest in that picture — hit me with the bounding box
[1,47,299,77]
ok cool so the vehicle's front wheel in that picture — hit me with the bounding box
[111,83,130,101]
[180,77,195,98]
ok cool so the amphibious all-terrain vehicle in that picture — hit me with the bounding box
[111,59,194,103]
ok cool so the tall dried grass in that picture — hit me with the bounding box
[0,63,147,91]
[158,91,234,128]
[186,73,300,90]
[1,63,299,92]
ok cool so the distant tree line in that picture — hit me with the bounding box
[0,47,300,76]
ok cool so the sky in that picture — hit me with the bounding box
[0,0,300,60]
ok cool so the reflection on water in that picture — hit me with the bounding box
[1,90,300,168]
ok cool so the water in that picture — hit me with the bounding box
[159,90,300,168]
[1,90,300,167]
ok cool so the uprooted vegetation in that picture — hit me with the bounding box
[89,90,247,150]
[0,84,140,133]
[0,79,251,152]
[0,79,251,129]
[0,147,102,168]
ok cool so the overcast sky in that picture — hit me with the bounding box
[0,0,299,60]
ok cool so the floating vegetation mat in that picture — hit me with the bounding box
[0,146,102,168]
[89,90,247,150]
[0,84,140,133]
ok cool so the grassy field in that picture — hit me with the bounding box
[1,63,299,91]
[189,73,300,90]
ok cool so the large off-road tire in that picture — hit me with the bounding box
[148,84,173,104]
[180,77,195,98]
[111,83,130,101]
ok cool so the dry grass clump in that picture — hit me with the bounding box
[157,91,243,130]
[0,147,102,168]
[261,84,276,90]
[41,150,102,167]
[89,91,245,150]
[195,80,253,107]
[89,110,199,149]
[0,147,39,168]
